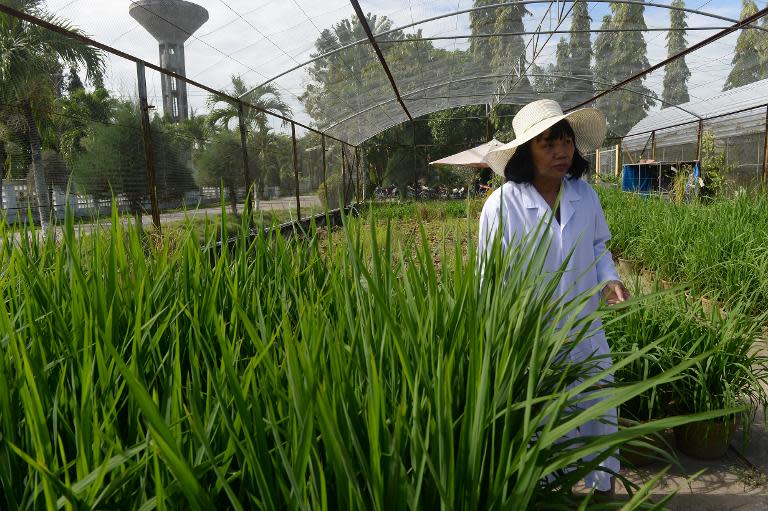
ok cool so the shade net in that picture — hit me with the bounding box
[2,0,768,225]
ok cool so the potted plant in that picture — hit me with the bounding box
[666,299,768,459]
[605,286,677,466]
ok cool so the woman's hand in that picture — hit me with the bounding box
[602,280,629,305]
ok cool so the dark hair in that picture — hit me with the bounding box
[503,119,590,183]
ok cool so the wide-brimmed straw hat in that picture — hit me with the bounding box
[483,99,607,177]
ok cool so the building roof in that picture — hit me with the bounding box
[624,78,768,151]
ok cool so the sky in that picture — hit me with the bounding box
[42,0,768,138]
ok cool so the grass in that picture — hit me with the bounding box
[598,187,768,313]
[0,203,727,509]
[605,279,768,433]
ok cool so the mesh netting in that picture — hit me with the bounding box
[2,1,768,227]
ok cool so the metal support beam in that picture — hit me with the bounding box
[569,6,768,111]
[0,3,353,148]
[696,119,704,162]
[412,121,418,186]
[376,26,747,44]
[348,0,412,121]
[322,135,328,208]
[252,0,759,92]
[136,62,161,231]
[491,1,574,110]
[651,131,656,161]
[292,122,301,220]
[763,107,768,182]
[237,102,252,223]
[324,72,701,136]
[356,146,362,203]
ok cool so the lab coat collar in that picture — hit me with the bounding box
[560,178,581,227]
[520,178,582,226]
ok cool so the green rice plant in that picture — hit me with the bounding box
[598,186,768,312]
[606,279,768,433]
[0,203,731,509]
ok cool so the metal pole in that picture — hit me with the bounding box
[292,122,301,220]
[237,102,252,223]
[341,144,347,208]
[321,135,328,208]
[485,103,490,141]
[696,119,704,161]
[595,148,601,176]
[650,130,656,161]
[762,106,768,183]
[136,61,161,231]
[361,143,367,202]
[412,121,418,187]
[355,146,361,203]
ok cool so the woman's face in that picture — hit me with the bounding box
[530,128,575,182]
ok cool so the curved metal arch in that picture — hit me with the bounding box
[244,0,763,96]
[324,71,700,136]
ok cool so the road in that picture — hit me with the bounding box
[2,195,322,243]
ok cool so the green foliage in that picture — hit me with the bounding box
[0,0,104,228]
[723,1,765,90]
[699,130,731,199]
[593,5,656,136]
[428,106,486,148]
[606,286,768,429]
[599,186,768,310]
[55,85,114,162]
[0,206,720,509]
[662,0,691,107]
[317,172,348,209]
[568,1,594,107]
[606,287,768,433]
[71,101,193,214]
[302,13,405,131]
[194,129,256,213]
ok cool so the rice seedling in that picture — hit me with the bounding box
[605,278,768,460]
[0,204,730,509]
[598,187,768,313]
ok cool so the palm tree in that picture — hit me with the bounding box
[206,75,291,212]
[0,0,103,230]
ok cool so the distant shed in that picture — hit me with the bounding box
[622,79,768,186]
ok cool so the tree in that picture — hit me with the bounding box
[662,0,690,107]
[592,15,614,91]
[208,75,291,205]
[0,0,103,230]
[195,130,257,214]
[552,38,572,104]
[66,65,84,95]
[723,1,762,90]
[302,13,405,132]
[568,1,594,107]
[593,3,656,137]
[489,2,533,95]
[469,0,495,62]
[72,101,191,221]
[56,85,114,162]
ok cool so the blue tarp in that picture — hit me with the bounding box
[621,164,655,193]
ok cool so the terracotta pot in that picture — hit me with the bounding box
[674,419,737,460]
[618,417,672,467]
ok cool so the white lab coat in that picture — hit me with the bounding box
[478,177,620,491]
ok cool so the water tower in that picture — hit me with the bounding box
[129,0,208,122]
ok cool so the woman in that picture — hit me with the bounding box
[478,99,628,494]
